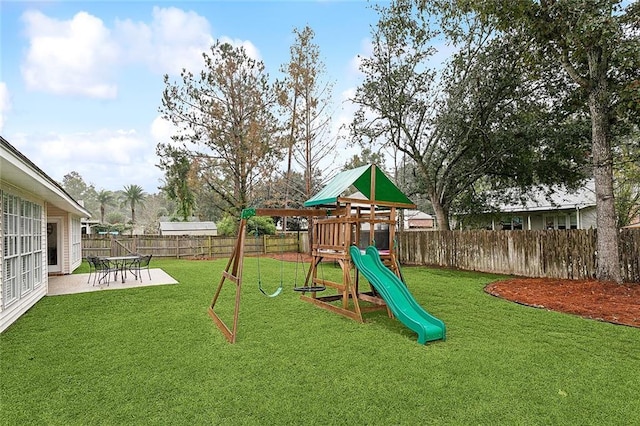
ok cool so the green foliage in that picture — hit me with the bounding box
[353,0,590,230]
[216,215,238,236]
[1,258,639,424]
[105,211,126,224]
[342,147,387,172]
[280,25,337,201]
[614,133,640,227]
[61,171,99,216]
[121,184,146,226]
[95,189,116,224]
[247,215,276,236]
[159,41,283,218]
[157,145,196,221]
[462,0,639,282]
[91,222,129,235]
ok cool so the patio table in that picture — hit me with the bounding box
[104,255,141,283]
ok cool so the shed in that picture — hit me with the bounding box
[159,221,218,236]
[404,210,435,229]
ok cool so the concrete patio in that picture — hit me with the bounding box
[48,268,179,296]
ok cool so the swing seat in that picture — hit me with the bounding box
[293,285,326,293]
[260,286,283,297]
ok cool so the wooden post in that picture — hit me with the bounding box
[208,217,249,344]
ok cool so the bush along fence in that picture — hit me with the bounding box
[82,233,310,260]
[396,228,640,283]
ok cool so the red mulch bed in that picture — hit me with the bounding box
[485,278,640,328]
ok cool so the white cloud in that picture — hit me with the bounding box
[21,10,119,98]
[348,37,373,79]
[150,115,177,144]
[19,7,262,98]
[115,6,215,75]
[0,82,11,132]
[218,36,262,62]
[115,8,260,76]
[12,130,163,193]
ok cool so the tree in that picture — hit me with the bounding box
[463,0,640,282]
[342,147,387,171]
[157,144,196,221]
[96,189,116,224]
[216,215,238,237]
[61,171,98,216]
[280,26,338,202]
[159,41,283,219]
[352,0,588,230]
[121,184,146,233]
[614,134,640,228]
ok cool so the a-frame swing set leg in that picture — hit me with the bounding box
[208,218,248,343]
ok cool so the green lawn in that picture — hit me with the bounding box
[1,258,639,425]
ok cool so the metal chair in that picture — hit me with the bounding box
[94,258,115,286]
[86,256,98,284]
[129,254,152,282]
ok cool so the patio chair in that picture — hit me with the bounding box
[94,258,116,286]
[129,254,152,282]
[86,256,99,284]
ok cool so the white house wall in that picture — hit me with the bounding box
[482,206,599,231]
[46,205,83,274]
[580,207,597,229]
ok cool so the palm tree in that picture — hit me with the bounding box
[96,189,115,224]
[121,184,146,232]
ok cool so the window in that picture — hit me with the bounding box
[545,214,570,230]
[501,216,523,230]
[545,216,556,229]
[2,192,44,308]
[569,212,578,229]
[3,193,19,306]
[71,216,82,264]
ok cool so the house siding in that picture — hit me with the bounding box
[46,205,83,274]
[475,206,598,231]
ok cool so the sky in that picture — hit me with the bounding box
[0,0,389,194]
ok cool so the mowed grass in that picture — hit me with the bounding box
[1,257,639,425]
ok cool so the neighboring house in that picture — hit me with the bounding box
[459,180,597,231]
[403,210,435,230]
[1,137,91,333]
[81,218,100,234]
[159,221,218,236]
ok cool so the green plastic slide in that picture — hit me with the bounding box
[349,246,446,344]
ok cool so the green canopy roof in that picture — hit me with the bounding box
[304,164,414,208]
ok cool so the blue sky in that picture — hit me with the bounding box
[0,0,386,194]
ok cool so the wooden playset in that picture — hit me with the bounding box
[208,164,416,343]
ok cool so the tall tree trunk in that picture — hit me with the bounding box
[430,195,450,230]
[589,88,621,283]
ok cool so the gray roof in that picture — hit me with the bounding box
[495,180,596,213]
[159,222,217,231]
[405,210,434,220]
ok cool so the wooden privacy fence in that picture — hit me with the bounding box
[397,228,640,283]
[82,233,309,260]
[84,229,639,282]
